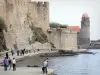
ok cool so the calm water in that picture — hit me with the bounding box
[49,49,100,75]
[17,49,100,75]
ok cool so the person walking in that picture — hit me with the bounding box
[22,50,24,56]
[12,58,16,71]
[6,52,9,59]
[11,50,14,56]
[3,57,9,71]
[17,50,19,56]
[8,58,12,70]
[42,60,48,74]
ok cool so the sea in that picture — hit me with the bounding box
[17,49,100,75]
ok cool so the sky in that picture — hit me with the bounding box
[32,0,100,40]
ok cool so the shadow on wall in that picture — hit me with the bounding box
[0,17,7,51]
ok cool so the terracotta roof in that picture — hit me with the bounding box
[68,26,80,32]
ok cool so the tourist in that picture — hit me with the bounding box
[8,58,12,70]
[29,50,31,53]
[21,50,23,56]
[34,50,35,53]
[11,49,14,56]
[37,49,40,52]
[17,50,19,56]
[42,59,48,74]
[23,48,25,54]
[3,57,9,71]
[25,49,28,54]
[20,50,22,56]
[22,49,24,55]
[12,58,16,71]
[6,52,9,59]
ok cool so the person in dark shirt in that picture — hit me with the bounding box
[17,50,19,56]
[8,58,12,70]
[6,52,9,59]
[11,50,14,56]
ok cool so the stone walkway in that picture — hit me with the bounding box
[0,50,57,64]
[0,67,54,75]
[0,50,56,75]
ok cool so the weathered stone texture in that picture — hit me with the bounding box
[0,0,50,50]
[0,0,78,50]
[78,13,90,49]
[48,28,78,50]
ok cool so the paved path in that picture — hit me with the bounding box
[0,50,55,75]
[0,50,57,64]
[0,67,54,75]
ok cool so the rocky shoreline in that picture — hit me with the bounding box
[0,51,56,75]
[0,49,95,66]
[39,50,95,57]
[0,50,95,67]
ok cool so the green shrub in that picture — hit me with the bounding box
[60,25,67,28]
[50,22,68,28]
[50,22,61,28]
[26,13,48,44]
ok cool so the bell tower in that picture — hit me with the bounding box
[79,13,90,48]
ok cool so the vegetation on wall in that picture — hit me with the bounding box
[50,22,68,28]
[29,23,48,44]
[25,12,48,44]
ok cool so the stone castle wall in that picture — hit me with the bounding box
[49,28,78,50]
[0,0,50,50]
[0,0,78,50]
[28,1,49,31]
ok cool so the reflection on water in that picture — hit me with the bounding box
[49,49,100,75]
[17,49,100,75]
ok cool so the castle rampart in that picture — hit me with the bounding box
[0,0,77,51]
[0,0,50,50]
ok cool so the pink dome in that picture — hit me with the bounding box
[82,13,89,18]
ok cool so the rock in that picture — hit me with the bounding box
[26,65,39,67]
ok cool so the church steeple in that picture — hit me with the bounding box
[79,13,90,49]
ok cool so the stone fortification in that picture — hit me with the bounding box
[48,28,78,50]
[0,0,50,50]
[0,0,78,51]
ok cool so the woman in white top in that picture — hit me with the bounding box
[12,58,16,71]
